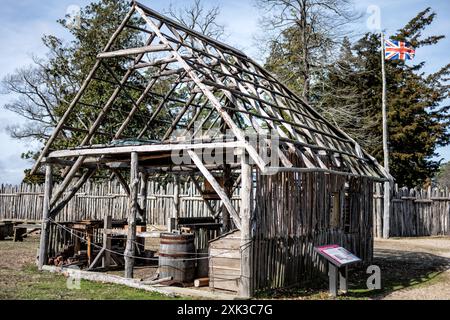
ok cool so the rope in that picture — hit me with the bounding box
[47,218,249,261]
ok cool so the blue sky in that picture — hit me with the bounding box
[0,0,449,184]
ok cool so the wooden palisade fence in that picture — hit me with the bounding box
[1,181,449,238]
[373,183,450,237]
[0,180,239,224]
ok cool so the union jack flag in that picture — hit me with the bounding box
[385,39,416,61]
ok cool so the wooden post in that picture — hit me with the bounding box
[339,266,348,294]
[173,175,180,231]
[222,164,232,232]
[139,173,148,224]
[381,33,391,239]
[38,164,53,270]
[239,151,253,298]
[87,227,93,266]
[125,152,139,278]
[102,215,112,269]
[329,263,339,297]
[375,183,382,238]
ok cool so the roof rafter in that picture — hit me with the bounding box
[31,1,388,181]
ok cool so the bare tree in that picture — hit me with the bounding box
[166,0,226,40]
[1,57,69,142]
[256,0,360,101]
[1,0,227,151]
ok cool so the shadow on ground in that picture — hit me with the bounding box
[256,249,450,300]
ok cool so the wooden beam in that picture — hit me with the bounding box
[135,6,267,173]
[125,152,139,278]
[189,175,217,217]
[162,93,198,141]
[116,28,190,140]
[49,157,86,208]
[49,169,95,218]
[133,57,179,69]
[137,72,187,139]
[87,247,105,271]
[172,175,180,230]
[102,215,112,270]
[97,45,170,59]
[48,141,244,158]
[111,169,131,195]
[111,169,145,222]
[38,164,53,270]
[239,150,252,298]
[264,166,387,182]
[139,173,148,224]
[187,150,241,229]
[222,163,232,232]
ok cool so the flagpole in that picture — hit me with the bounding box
[381,32,391,239]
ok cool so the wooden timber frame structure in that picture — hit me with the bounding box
[34,1,389,297]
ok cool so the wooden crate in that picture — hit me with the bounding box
[209,230,241,292]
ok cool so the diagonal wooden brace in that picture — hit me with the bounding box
[187,150,241,229]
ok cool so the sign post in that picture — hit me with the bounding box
[315,245,361,297]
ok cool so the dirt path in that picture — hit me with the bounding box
[374,237,450,300]
[1,234,449,300]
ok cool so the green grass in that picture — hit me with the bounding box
[0,237,185,300]
[0,264,184,300]
[2,236,449,300]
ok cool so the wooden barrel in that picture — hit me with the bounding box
[159,233,196,283]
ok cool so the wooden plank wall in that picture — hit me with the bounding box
[252,171,374,293]
[374,184,450,237]
[0,180,240,224]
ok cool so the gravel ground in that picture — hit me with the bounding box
[374,237,450,300]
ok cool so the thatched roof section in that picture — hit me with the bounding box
[32,1,388,180]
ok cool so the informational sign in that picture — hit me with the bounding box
[315,245,361,267]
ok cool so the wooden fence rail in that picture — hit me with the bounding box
[1,181,449,238]
[0,180,240,225]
